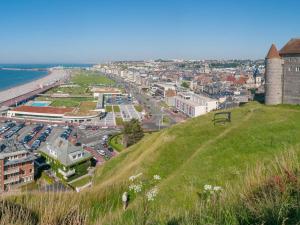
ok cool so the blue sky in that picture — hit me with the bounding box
[0,0,299,63]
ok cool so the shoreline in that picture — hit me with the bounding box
[0,69,70,104]
[0,69,50,92]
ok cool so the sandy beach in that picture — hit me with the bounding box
[0,69,70,104]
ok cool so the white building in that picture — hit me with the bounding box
[174,92,218,117]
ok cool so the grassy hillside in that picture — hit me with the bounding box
[3,102,300,225]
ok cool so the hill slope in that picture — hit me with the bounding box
[5,102,300,225]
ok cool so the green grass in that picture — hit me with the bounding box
[109,134,125,152]
[72,71,115,86]
[113,105,120,112]
[51,98,94,107]
[79,101,97,112]
[105,105,113,112]
[134,105,143,112]
[162,115,170,125]
[69,176,92,188]
[115,117,124,126]
[4,102,300,225]
[44,86,91,96]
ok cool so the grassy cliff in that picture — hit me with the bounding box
[3,102,300,225]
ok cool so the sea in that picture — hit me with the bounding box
[0,64,93,91]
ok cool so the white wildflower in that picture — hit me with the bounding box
[213,186,222,191]
[129,184,142,193]
[204,184,212,191]
[146,187,158,201]
[153,174,161,180]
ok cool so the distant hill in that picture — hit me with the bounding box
[4,102,300,225]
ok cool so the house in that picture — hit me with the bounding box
[39,137,92,180]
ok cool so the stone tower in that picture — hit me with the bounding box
[265,44,283,105]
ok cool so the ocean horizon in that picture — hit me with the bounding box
[0,64,93,91]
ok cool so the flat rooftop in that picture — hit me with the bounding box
[11,105,74,115]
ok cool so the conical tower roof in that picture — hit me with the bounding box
[266,44,281,59]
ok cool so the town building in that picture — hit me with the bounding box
[265,39,300,105]
[174,92,218,117]
[153,83,176,98]
[0,139,35,191]
[39,137,92,180]
[7,105,99,123]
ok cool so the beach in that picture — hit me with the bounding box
[0,69,70,104]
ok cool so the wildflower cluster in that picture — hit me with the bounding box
[127,173,161,202]
[153,174,161,180]
[202,184,222,203]
[146,187,158,201]
[129,183,142,193]
[204,184,222,192]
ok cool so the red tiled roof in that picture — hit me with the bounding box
[279,39,300,55]
[266,44,281,59]
[12,105,74,115]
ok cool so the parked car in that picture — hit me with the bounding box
[99,150,106,156]
[23,135,33,143]
[31,140,41,150]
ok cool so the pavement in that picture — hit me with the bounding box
[119,104,142,121]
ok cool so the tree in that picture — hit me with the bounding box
[123,119,144,147]
[181,82,189,89]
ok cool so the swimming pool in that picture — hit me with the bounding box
[29,101,51,107]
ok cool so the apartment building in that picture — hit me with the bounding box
[0,139,35,191]
[174,92,218,117]
[153,83,176,98]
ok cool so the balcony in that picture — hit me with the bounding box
[4,176,20,184]
[4,168,20,175]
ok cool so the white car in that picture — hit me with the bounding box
[99,150,106,156]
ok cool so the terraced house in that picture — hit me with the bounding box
[0,139,35,191]
[39,137,92,180]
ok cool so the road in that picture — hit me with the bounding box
[105,73,176,130]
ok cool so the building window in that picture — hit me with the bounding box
[296,67,300,72]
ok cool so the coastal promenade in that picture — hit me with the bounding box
[0,69,69,107]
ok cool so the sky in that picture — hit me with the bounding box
[0,0,299,63]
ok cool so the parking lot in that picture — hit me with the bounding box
[0,120,120,167]
[0,120,74,151]
[119,104,142,121]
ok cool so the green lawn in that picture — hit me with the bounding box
[35,96,94,108]
[79,101,97,112]
[134,104,143,112]
[69,176,92,188]
[113,105,120,112]
[105,105,112,112]
[109,134,125,152]
[45,86,91,96]
[115,117,124,126]
[162,115,170,125]
[71,71,115,86]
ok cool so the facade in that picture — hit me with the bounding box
[153,83,176,98]
[0,139,35,191]
[7,105,99,123]
[174,92,218,117]
[39,137,92,180]
[265,39,300,105]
